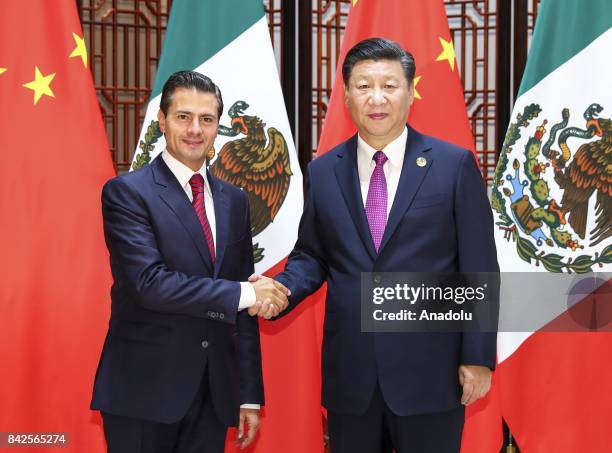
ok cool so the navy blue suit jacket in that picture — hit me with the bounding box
[91,156,264,425]
[275,126,499,416]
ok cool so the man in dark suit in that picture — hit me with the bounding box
[91,71,289,453]
[252,38,499,452]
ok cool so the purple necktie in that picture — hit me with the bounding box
[365,151,388,252]
[189,174,216,263]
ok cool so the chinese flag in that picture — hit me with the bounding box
[0,2,114,452]
[317,0,476,156]
[316,1,502,452]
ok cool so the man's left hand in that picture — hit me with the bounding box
[237,408,260,449]
[458,365,492,405]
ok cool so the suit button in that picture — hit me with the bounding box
[373,274,382,284]
[201,340,209,349]
[219,313,225,320]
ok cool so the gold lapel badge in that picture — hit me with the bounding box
[416,157,427,167]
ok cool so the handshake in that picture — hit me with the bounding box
[247,274,291,319]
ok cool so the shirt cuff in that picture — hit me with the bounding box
[238,282,257,311]
[240,404,261,410]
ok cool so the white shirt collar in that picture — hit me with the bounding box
[357,126,408,168]
[161,149,210,193]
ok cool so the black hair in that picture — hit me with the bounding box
[159,70,223,119]
[342,37,416,85]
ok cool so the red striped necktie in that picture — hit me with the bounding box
[188,173,215,263]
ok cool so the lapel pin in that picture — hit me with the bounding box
[416,157,427,167]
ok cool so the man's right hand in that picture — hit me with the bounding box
[248,276,290,319]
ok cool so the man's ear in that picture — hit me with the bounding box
[407,83,415,107]
[157,109,166,133]
[344,84,350,107]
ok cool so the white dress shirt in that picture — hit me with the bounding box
[357,126,408,214]
[162,150,259,410]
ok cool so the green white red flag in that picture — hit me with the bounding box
[492,0,612,450]
[131,1,323,451]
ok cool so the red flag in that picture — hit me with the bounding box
[225,259,324,453]
[499,333,612,451]
[0,2,115,451]
[498,286,612,451]
[317,0,476,157]
[316,1,501,451]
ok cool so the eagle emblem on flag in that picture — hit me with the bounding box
[210,100,293,262]
[493,103,612,273]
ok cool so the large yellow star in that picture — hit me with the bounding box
[412,75,422,100]
[352,0,359,5]
[435,37,456,71]
[69,32,88,68]
[0,68,6,75]
[23,66,56,105]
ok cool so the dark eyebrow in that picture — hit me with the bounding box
[173,110,216,118]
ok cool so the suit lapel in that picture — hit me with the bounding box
[151,156,214,274]
[378,126,433,253]
[334,135,378,261]
[208,172,230,278]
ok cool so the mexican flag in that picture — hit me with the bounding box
[492,0,612,450]
[131,1,323,452]
[0,1,115,451]
[316,1,503,451]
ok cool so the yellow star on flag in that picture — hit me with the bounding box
[435,37,456,71]
[69,32,88,68]
[0,68,6,75]
[352,0,359,5]
[412,75,422,100]
[23,66,56,105]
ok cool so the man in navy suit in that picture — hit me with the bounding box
[91,71,289,453]
[252,38,499,452]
